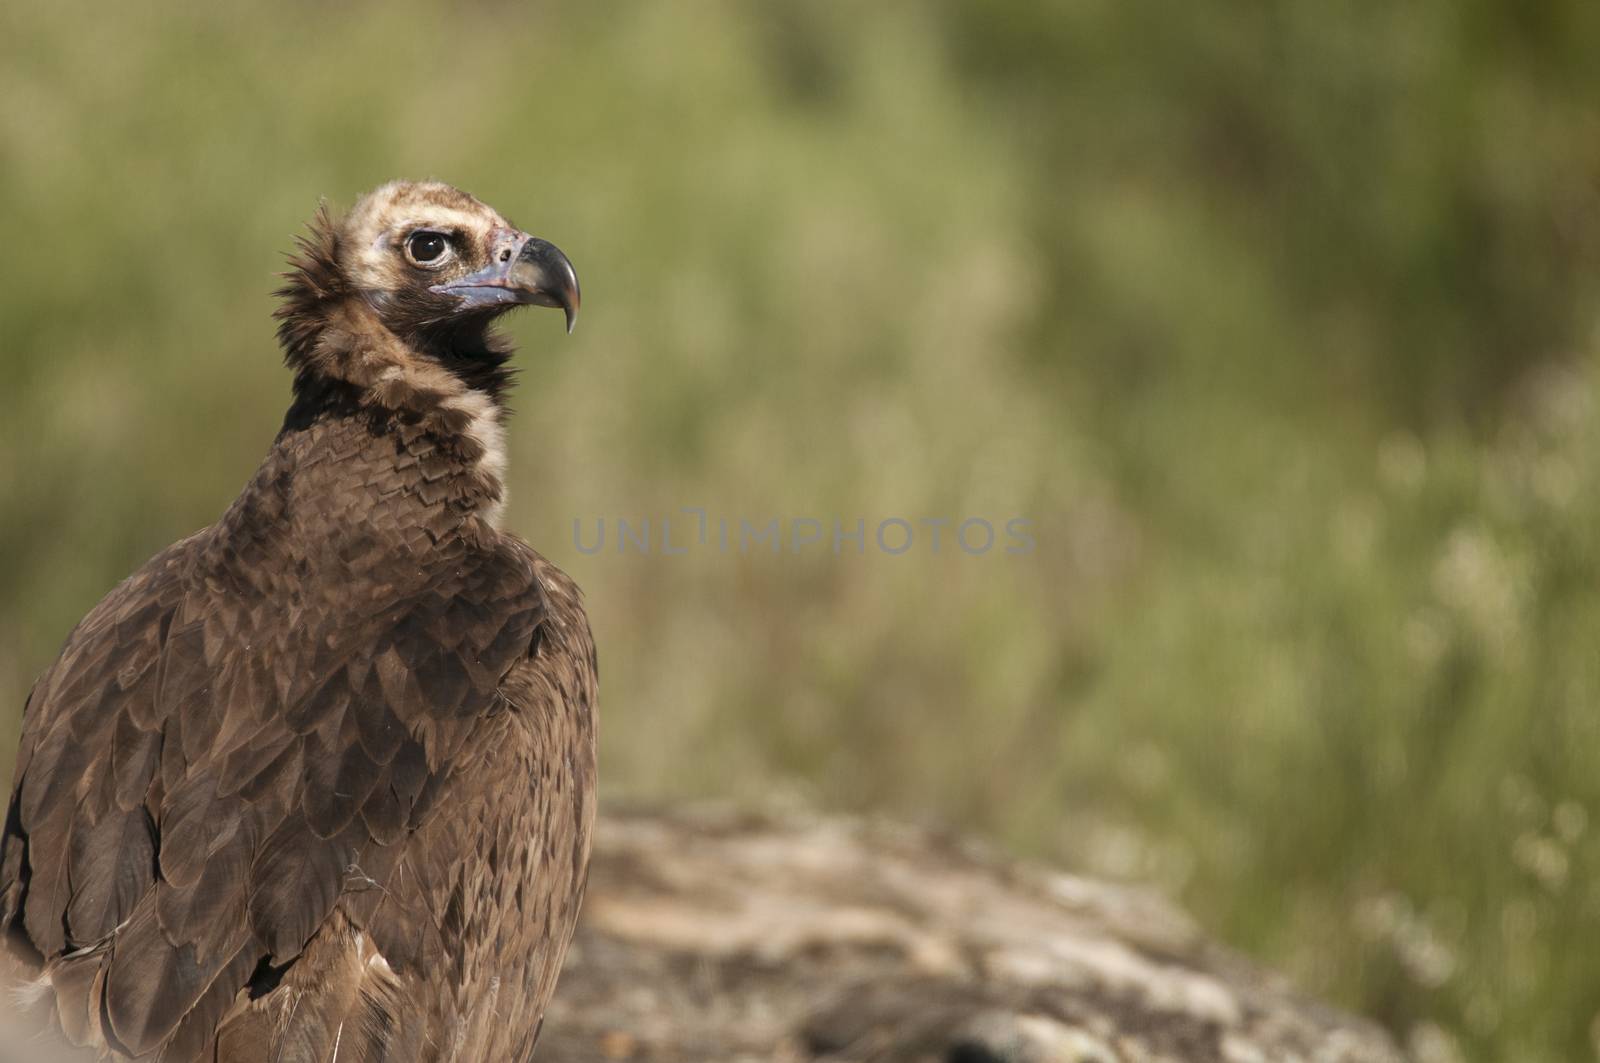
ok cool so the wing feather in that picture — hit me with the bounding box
[1,534,552,1058]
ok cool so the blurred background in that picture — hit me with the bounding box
[2,3,1598,1059]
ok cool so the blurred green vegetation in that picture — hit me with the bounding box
[2,3,1598,1059]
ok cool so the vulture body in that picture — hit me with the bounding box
[0,182,596,1061]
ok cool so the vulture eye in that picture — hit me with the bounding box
[405,230,452,267]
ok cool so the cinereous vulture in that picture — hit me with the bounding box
[0,181,597,1061]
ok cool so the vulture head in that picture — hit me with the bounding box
[276,180,580,405]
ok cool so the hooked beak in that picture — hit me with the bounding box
[430,234,581,333]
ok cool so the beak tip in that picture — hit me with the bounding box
[562,279,580,334]
[510,237,581,334]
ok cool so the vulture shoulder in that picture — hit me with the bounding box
[0,519,586,1061]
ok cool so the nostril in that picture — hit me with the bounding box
[499,249,512,263]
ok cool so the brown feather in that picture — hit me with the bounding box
[64,806,154,944]
[2,181,597,1061]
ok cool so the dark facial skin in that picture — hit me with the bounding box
[370,223,579,352]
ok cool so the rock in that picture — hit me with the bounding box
[543,807,1404,1063]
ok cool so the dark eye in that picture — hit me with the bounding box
[405,230,449,265]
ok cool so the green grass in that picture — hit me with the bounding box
[2,3,1598,1059]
